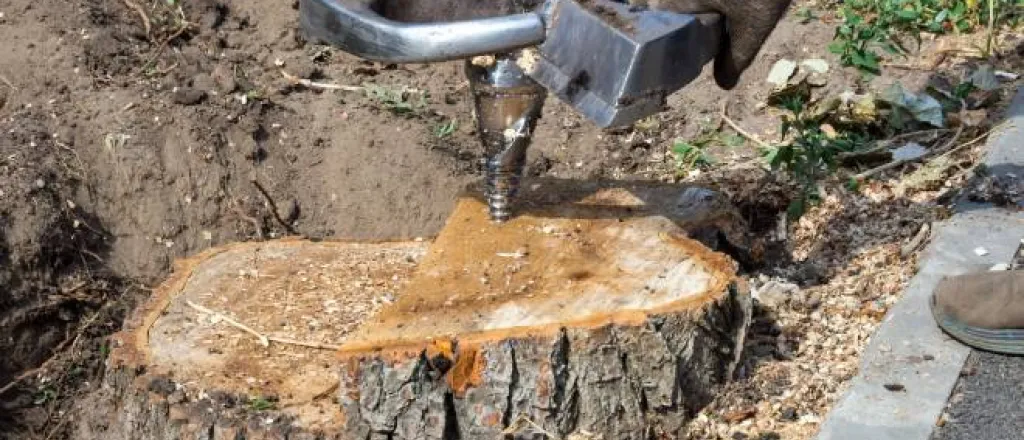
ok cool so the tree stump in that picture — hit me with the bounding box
[80,182,752,440]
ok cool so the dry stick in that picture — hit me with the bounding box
[0,334,76,396]
[855,125,965,181]
[233,205,264,240]
[186,300,270,347]
[936,123,1004,159]
[0,74,15,90]
[720,101,773,150]
[265,336,341,351]
[185,300,341,350]
[502,415,558,438]
[137,23,189,76]
[123,0,152,36]
[43,415,71,440]
[251,179,297,235]
[280,70,363,92]
[0,308,101,396]
[900,223,932,258]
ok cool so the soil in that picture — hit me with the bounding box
[0,0,1012,437]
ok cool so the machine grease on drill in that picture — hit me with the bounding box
[466,53,547,223]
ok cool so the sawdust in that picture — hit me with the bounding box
[138,240,427,431]
[680,172,979,438]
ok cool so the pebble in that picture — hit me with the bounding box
[779,407,798,421]
[172,87,206,106]
[755,280,800,309]
[191,73,217,93]
[211,64,237,93]
[167,390,186,405]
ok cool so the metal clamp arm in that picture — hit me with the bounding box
[299,0,547,64]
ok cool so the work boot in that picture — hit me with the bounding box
[931,269,1024,355]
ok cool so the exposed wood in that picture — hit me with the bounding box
[75,182,753,440]
[336,186,753,439]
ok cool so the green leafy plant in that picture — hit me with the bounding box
[248,395,276,411]
[33,385,58,405]
[432,119,457,139]
[828,0,1016,75]
[364,84,428,115]
[763,96,869,219]
[672,140,715,174]
[797,6,819,23]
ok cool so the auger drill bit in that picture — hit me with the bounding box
[299,0,721,222]
[465,53,547,222]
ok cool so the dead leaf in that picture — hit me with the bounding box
[891,142,927,161]
[960,108,987,127]
[880,83,945,128]
[723,406,758,423]
[968,65,1000,91]
[821,124,838,139]
[766,59,798,87]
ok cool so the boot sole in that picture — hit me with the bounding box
[930,295,1024,356]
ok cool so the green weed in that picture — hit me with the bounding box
[672,140,715,175]
[432,119,458,139]
[763,96,869,219]
[364,84,428,115]
[829,0,1019,75]
[33,385,57,406]
[248,395,276,411]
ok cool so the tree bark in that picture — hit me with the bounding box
[338,284,751,440]
[73,183,753,440]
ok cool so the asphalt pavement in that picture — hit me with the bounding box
[931,351,1024,440]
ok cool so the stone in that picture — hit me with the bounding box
[172,87,206,106]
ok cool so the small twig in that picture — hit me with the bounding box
[186,300,270,347]
[280,70,363,92]
[901,223,931,258]
[933,123,966,154]
[233,206,264,240]
[137,23,189,76]
[855,125,965,181]
[265,336,340,351]
[721,101,773,150]
[43,415,70,440]
[123,0,152,36]
[0,74,15,90]
[186,300,341,350]
[151,62,179,76]
[887,128,953,143]
[936,123,1004,159]
[251,179,297,235]
[0,332,77,396]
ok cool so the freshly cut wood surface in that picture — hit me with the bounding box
[93,238,428,439]
[338,185,753,440]
[85,183,752,440]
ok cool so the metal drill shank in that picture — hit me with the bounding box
[466,55,547,222]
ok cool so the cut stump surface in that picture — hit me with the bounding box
[338,187,752,439]
[91,183,752,440]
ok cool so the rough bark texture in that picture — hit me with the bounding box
[71,184,753,440]
[74,366,329,440]
[338,284,751,440]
